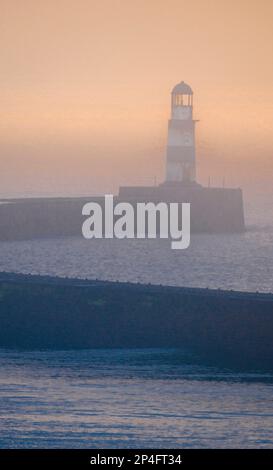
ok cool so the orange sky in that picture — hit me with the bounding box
[1,0,273,196]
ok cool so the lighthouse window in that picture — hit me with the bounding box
[175,94,184,106]
[184,134,191,144]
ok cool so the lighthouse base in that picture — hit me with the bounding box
[118,182,245,233]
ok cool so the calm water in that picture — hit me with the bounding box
[0,227,273,292]
[0,193,272,448]
[0,349,272,449]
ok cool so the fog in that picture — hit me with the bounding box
[1,0,273,197]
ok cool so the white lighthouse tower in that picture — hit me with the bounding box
[165,81,197,184]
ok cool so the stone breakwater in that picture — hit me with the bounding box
[0,272,272,369]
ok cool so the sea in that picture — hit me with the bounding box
[0,190,272,448]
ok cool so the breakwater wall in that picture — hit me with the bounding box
[0,186,245,241]
[0,273,272,369]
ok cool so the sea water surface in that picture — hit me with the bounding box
[0,349,272,449]
[0,193,272,448]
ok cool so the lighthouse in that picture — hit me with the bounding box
[165,81,197,184]
[118,81,245,233]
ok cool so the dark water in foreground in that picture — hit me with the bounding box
[0,349,272,449]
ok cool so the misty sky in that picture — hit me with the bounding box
[1,0,273,196]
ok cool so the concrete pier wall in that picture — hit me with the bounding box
[0,185,244,241]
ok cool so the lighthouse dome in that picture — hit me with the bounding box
[172,81,193,95]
